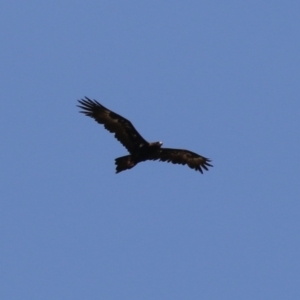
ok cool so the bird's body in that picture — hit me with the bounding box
[77,97,212,174]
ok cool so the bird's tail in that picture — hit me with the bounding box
[115,155,136,173]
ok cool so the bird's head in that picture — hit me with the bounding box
[152,141,163,148]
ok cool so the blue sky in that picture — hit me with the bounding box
[1,1,300,299]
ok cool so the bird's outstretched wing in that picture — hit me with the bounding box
[150,148,213,173]
[77,97,148,153]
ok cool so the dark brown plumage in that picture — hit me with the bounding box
[77,97,213,174]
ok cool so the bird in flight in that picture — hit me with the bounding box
[77,97,213,174]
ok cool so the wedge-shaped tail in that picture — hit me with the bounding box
[115,155,137,173]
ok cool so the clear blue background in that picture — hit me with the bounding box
[1,1,299,299]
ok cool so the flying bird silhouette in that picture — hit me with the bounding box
[77,97,213,174]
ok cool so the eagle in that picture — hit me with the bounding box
[77,97,213,174]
